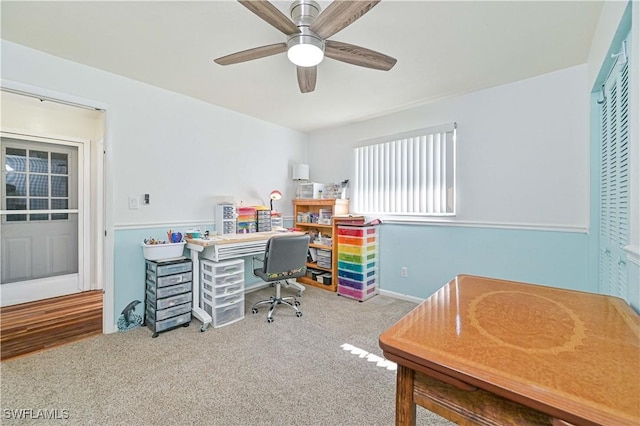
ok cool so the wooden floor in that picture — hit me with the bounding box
[1,291,103,361]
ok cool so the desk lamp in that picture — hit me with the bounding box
[270,190,282,211]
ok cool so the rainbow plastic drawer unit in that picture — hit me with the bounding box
[337,225,379,301]
[144,258,193,337]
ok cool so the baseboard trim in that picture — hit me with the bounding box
[379,289,425,304]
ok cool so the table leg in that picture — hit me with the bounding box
[396,365,416,426]
[188,246,212,331]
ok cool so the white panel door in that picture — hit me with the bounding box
[1,136,84,306]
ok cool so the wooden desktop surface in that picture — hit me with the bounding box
[185,230,302,247]
[379,275,640,426]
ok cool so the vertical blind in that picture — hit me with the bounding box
[599,39,629,299]
[353,123,456,216]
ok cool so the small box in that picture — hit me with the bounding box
[298,182,324,199]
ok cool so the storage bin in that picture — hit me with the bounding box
[298,182,324,199]
[338,269,376,281]
[213,299,244,328]
[215,290,244,306]
[145,302,191,322]
[146,311,191,333]
[202,258,244,276]
[337,226,377,237]
[213,281,243,297]
[141,241,186,261]
[146,281,191,299]
[317,249,332,269]
[338,243,378,256]
[338,252,377,263]
[146,271,192,288]
[338,260,376,273]
[318,208,332,225]
[338,275,378,290]
[337,235,377,246]
[338,284,378,301]
[146,259,192,277]
[146,291,192,310]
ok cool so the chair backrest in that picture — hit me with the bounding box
[261,234,310,279]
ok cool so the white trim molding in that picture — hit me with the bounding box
[375,218,588,234]
[623,245,640,266]
[379,289,425,304]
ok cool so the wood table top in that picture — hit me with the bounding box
[185,230,303,247]
[379,275,640,426]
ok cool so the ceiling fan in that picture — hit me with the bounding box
[214,0,397,93]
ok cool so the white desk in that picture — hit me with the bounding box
[185,231,300,331]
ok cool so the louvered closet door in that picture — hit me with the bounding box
[599,43,629,298]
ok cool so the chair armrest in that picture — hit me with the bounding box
[251,255,265,278]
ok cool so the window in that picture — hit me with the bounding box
[353,123,456,217]
[4,146,70,222]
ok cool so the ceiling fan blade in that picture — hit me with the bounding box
[297,66,317,93]
[238,0,300,35]
[325,40,396,71]
[214,43,287,65]
[310,0,380,39]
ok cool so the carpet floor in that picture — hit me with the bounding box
[0,285,454,425]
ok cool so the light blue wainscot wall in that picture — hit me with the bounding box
[114,219,300,331]
[113,225,273,332]
[377,224,591,300]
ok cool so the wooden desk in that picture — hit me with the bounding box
[379,275,640,426]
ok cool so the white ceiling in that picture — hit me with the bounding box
[1,1,603,133]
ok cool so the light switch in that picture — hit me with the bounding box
[128,196,139,210]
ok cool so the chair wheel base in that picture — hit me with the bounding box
[296,312,303,317]
[252,308,259,314]
[267,317,274,323]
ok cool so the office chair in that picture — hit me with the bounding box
[251,234,310,323]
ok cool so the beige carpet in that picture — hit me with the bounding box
[0,285,454,425]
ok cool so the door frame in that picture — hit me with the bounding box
[1,80,114,333]
[1,134,86,303]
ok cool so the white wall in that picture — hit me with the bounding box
[1,40,308,227]
[1,39,309,331]
[308,65,589,231]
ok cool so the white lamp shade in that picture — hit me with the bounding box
[292,164,309,180]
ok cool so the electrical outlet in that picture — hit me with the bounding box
[401,267,408,277]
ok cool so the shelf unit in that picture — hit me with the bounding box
[293,198,349,292]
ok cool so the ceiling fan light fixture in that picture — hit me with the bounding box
[287,32,324,67]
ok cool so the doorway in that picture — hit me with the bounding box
[0,90,105,316]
